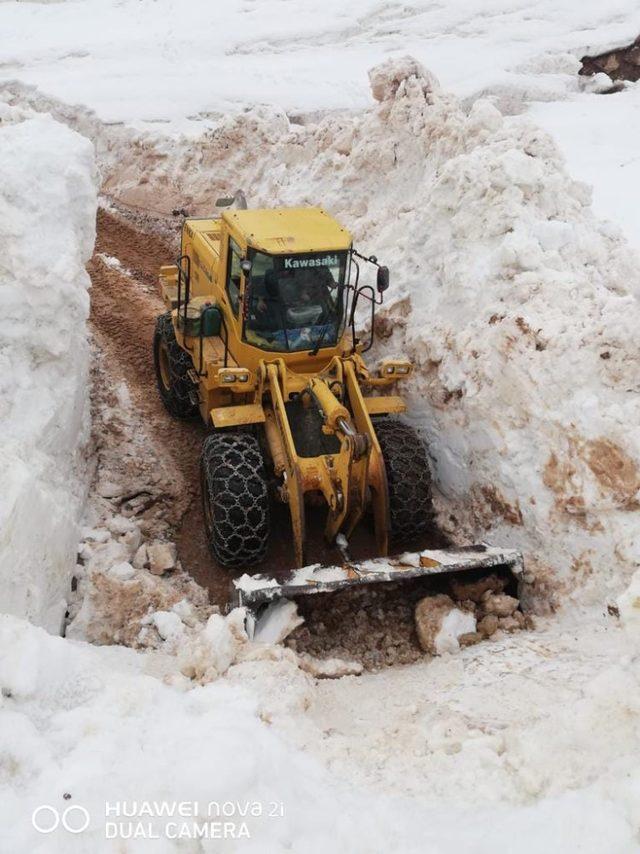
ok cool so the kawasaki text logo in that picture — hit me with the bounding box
[283,255,338,270]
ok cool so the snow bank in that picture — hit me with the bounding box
[0,614,371,852]
[0,103,97,632]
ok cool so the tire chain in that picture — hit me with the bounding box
[201,432,270,566]
[154,313,198,418]
[374,418,434,541]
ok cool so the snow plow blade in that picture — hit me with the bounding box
[231,544,524,610]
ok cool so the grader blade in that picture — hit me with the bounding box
[230,544,524,610]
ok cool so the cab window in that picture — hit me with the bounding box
[244,250,348,352]
[226,239,242,314]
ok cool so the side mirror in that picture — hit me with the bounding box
[215,197,235,207]
[377,266,390,293]
[240,259,252,274]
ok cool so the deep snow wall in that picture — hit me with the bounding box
[0,105,97,632]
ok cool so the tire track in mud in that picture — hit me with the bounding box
[88,208,233,603]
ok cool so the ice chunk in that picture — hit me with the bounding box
[253,599,304,645]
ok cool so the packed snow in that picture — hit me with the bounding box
[3,1,640,852]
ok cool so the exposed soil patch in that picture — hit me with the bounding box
[580,37,640,83]
[478,485,523,526]
[586,437,640,508]
[286,567,524,669]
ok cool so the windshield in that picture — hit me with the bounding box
[243,250,348,352]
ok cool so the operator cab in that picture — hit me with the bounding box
[243,249,349,352]
[220,207,353,356]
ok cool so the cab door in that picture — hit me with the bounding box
[225,237,243,317]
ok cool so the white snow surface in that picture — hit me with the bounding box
[3,4,640,852]
[0,104,96,632]
[4,606,640,852]
[0,0,635,125]
[2,0,640,241]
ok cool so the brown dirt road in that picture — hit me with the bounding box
[88,208,224,597]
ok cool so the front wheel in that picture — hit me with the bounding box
[201,432,271,567]
[374,418,434,543]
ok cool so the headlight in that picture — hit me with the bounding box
[378,359,412,378]
[219,370,250,384]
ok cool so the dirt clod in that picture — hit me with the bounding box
[480,592,519,618]
[477,614,499,638]
[458,631,483,647]
[450,573,506,603]
[147,542,178,575]
[415,594,475,655]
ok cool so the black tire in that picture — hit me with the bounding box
[153,312,199,419]
[201,432,271,567]
[374,418,434,543]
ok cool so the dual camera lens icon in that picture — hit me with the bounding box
[32,805,90,834]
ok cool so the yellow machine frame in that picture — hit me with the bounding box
[159,207,413,566]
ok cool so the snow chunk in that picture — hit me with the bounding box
[253,599,304,645]
[152,610,185,642]
[147,541,177,574]
[297,654,363,679]
[434,609,478,654]
[108,561,135,581]
[368,55,439,103]
[235,573,280,592]
[179,611,248,683]
[415,595,476,655]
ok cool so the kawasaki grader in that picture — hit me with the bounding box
[153,201,523,609]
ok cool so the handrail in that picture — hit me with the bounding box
[220,312,229,368]
[176,253,192,351]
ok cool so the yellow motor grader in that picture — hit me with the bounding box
[153,201,523,608]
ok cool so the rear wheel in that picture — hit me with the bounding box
[374,418,434,543]
[201,432,271,567]
[153,312,198,419]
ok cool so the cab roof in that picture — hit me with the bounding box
[222,207,352,254]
